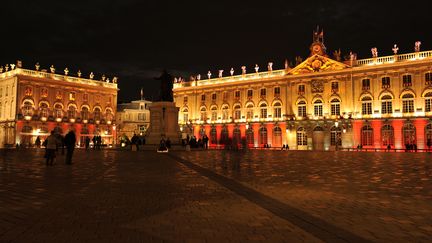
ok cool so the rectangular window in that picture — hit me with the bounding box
[183,113,188,122]
[138,113,145,121]
[426,73,432,85]
[331,104,340,116]
[382,77,391,89]
[6,86,8,96]
[212,93,217,101]
[211,111,217,121]
[83,93,88,102]
[362,79,370,91]
[298,85,305,95]
[235,91,240,99]
[247,89,253,98]
[274,107,281,118]
[331,82,339,92]
[425,99,431,112]
[246,110,253,119]
[381,101,393,114]
[362,102,372,115]
[274,87,280,96]
[402,75,412,87]
[402,100,414,113]
[314,105,323,117]
[201,94,205,101]
[234,110,241,120]
[183,96,188,103]
[260,88,266,97]
[298,106,306,117]
[260,108,267,118]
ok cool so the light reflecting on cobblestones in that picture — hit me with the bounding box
[177,150,432,242]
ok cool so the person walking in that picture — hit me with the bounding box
[85,136,90,150]
[64,130,76,165]
[45,131,57,166]
[203,134,209,149]
[35,136,41,148]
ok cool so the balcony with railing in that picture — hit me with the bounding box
[356,50,432,67]
[0,68,118,89]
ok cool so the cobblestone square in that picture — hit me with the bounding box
[1,149,431,242]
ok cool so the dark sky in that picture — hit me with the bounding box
[1,1,431,102]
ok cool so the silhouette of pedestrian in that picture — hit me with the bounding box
[35,136,41,148]
[45,131,57,166]
[85,136,90,150]
[64,130,76,165]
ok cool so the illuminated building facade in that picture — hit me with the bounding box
[116,99,152,139]
[173,33,432,150]
[0,62,118,147]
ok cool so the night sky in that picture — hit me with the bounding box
[1,1,431,103]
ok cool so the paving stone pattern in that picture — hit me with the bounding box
[1,149,431,242]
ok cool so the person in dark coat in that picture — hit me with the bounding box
[64,130,76,165]
[85,136,90,150]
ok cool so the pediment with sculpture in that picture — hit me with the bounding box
[288,54,349,75]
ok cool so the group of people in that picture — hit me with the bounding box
[43,130,76,166]
[182,134,209,149]
[131,134,146,151]
[92,135,103,150]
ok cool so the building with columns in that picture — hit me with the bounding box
[173,32,432,150]
[0,62,118,147]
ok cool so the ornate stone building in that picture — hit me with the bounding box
[173,32,432,150]
[0,62,118,147]
[116,99,152,139]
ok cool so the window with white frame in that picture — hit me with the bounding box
[402,75,412,87]
[330,98,340,116]
[313,100,323,117]
[297,101,306,117]
[233,105,241,120]
[260,103,267,118]
[296,127,307,146]
[381,95,393,114]
[425,92,432,112]
[222,106,229,120]
[211,107,217,121]
[246,104,254,119]
[361,125,373,146]
[273,102,282,118]
[402,93,414,113]
[182,108,188,122]
[361,96,373,115]
[200,107,207,121]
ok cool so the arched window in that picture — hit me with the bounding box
[273,102,282,118]
[425,92,432,112]
[381,124,394,146]
[313,100,323,117]
[68,105,76,119]
[22,101,33,116]
[403,123,416,145]
[426,124,432,148]
[210,126,217,144]
[222,105,229,120]
[259,127,267,145]
[361,96,373,115]
[94,107,101,121]
[330,98,340,116]
[81,107,89,120]
[297,100,306,117]
[381,95,393,114]
[182,108,188,123]
[246,127,254,146]
[40,103,49,118]
[273,127,282,147]
[233,105,241,120]
[260,103,267,118]
[220,126,229,145]
[361,125,373,146]
[246,104,254,119]
[200,107,207,121]
[330,126,342,146]
[54,104,63,119]
[297,127,307,146]
[211,106,217,121]
[233,127,241,145]
[402,93,414,113]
